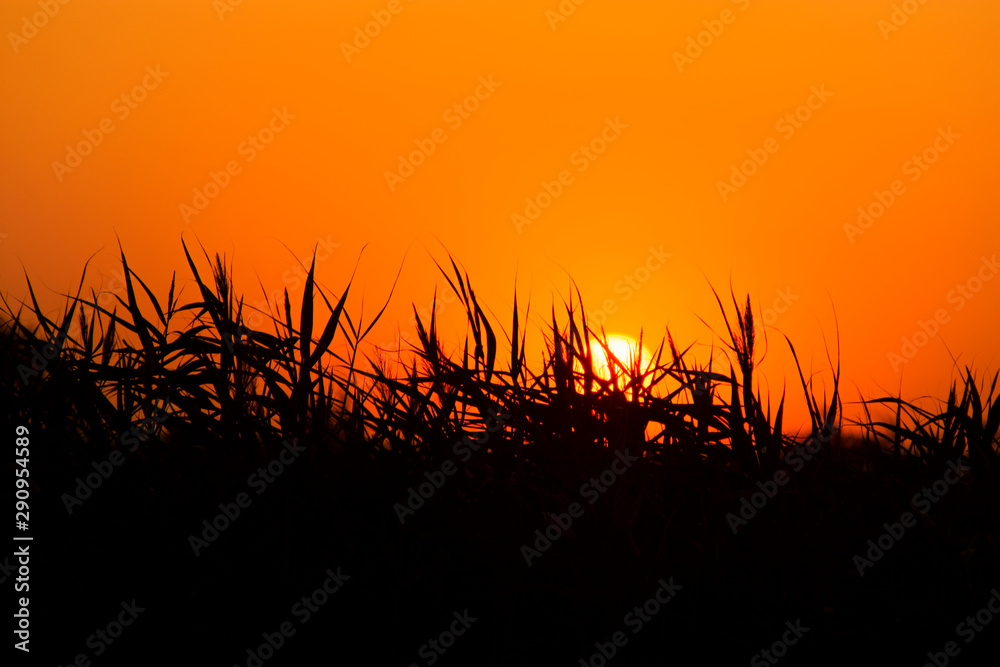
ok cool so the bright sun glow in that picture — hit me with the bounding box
[574,334,653,394]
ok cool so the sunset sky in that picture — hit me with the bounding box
[2,0,998,429]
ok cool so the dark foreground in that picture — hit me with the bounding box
[3,245,999,665]
[12,419,1000,666]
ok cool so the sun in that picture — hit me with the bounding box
[574,334,653,394]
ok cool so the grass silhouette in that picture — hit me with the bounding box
[4,239,999,665]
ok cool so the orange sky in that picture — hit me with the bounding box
[2,0,999,430]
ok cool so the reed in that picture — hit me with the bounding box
[4,240,998,664]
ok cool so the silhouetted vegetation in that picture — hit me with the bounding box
[4,240,999,665]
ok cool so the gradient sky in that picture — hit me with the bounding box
[2,0,998,430]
